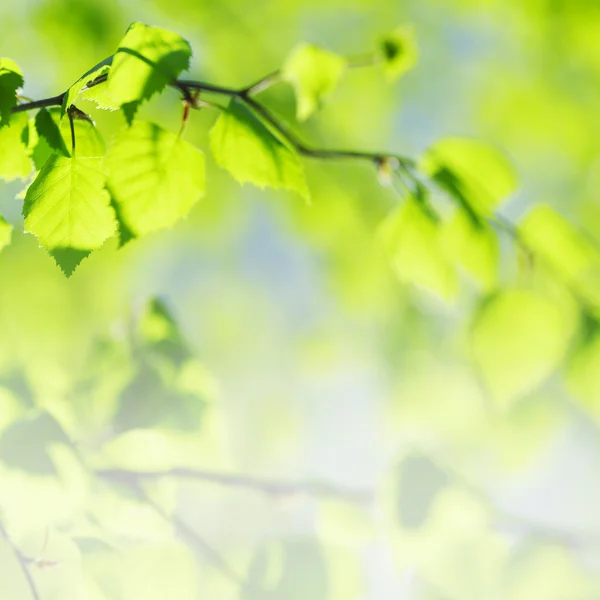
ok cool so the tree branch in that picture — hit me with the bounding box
[96,467,373,505]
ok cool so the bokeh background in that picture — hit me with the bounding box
[1,0,600,598]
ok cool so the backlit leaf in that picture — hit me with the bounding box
[282,43,346,120]
[0,58,23,123]
[420,138,518,217]
[107,121,204,236]
[520,205,600,305]
[441,208,499,290]
[0,216,12,253]
[62,55,114,114]
[0,112,32,181]
[378,199,457,299]
[107,22,191,107]
[379,25,418,81]
[23,154,116,275]
[471,290,576,406]
[210,100,309,200]
[36,108,105,159]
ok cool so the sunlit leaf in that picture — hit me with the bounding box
[378,198,457,299]
[0,58,23,123]
[35,108,69,155]
[0,216,12,253]
[107,121,204,236]
[520,205,600,305]
[209,100,309,200]
[379,25,418,81]
[0,112,32,181]
[282,43,346,121]
[566,317,600,420]
[441,208,499,290]
[23,154,116,275]
[420,138,518,217]
[471,289,576,406]
[62,55,114,114]
[107,22,191,106]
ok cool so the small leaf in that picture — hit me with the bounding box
[282,43,346,120]
[209,100,309,200]
[108,22,191,107]
[420,138,518,217]
[379,25,418,81]
[62,55,114,114]
[520,205,600,305]
[0,58,23,123]
[0,112,32,181]
[107,121,204,236]
[378,199,457,299]
[471,289,576,406]
[23,154,116,275]
[0,215,12,253]
[441,208,499,290]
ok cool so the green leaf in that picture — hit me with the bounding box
[378,199,457,299]
[209,100,309,200]
[35,107,106,158]
[520,205,600,305]
[379,25,418,81]
[62,55,113,114]
[566,317,600,420]
[107,22,191,107]
[441,208,499,290]
[471,290,576,406]
[60,117,106,157]
[35,107,70,155]
[0,58,23,123]
[0,112,32,181]
[0,215,12,253]
[420,138,518,217]
[107,121,204,236]
[23,154,116,275]
[282,43,346,121]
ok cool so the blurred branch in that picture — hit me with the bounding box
[0,520,41,600]
[96,467,373,505]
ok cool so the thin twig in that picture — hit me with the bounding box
[0,520,41,600]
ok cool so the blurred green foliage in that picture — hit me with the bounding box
[0,0,599,598]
